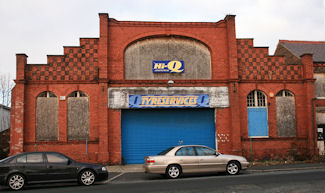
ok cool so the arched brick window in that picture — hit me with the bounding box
[67,91,89,140]
[36,91,58,141]
[247,90,268,137]
[276,90,296,137]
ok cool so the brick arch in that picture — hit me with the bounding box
[123,32,213,56]
[36,91,57,98]
[276,89,295,97]
[67,90,89,97]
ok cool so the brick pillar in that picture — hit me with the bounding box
[225,15,242,154]
[97,13,109,163]
[224,15,238,80]
[98,13,109,80]
[301,54,316,156]
[301,54,314,80]
[228,82,242,155]
[10,54,27,155]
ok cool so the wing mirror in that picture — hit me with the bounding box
[67,159,71,165]
[216,152,220,156]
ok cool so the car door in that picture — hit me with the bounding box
[174,146,199,173]
[22,153,48,182]
[45,152,76,181]
[196,146,226,172]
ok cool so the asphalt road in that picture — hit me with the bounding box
[1,168,325,193]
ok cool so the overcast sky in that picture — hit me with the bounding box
[0,0,324,78]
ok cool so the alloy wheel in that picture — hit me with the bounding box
[80,170,95,186]
[8,174,25,190]
[167,165,180,178]
[227,162,239,175]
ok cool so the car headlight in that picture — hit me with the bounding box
[101,166,107,171]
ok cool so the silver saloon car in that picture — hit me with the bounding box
[144,145,249,178]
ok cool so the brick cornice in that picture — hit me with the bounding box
[108,18,226,28]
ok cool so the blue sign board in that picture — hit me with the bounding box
[152,60,184,73]
[129,94,209,108]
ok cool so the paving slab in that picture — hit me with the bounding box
[107,162,325,173]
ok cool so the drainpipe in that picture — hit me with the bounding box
[312,98,317,156]
[86,138,88,156]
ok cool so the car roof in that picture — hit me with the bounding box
[174,145,211,148]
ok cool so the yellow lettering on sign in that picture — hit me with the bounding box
[157,97,165,105]
[151,97,157,105]
[189,96,198,105]
[170,97,176,105]
[175,97,182,105]
[141,96,150,105]
[139,95,200,107]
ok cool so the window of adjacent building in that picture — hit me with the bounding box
[67,91,89,140]
[36,91,58,141]
[314,73,325,98]
[276,90,296,137]
[247,90,268,137]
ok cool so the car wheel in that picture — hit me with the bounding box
[226,161,240,175]
[79,170,96,186]
[7,173,25,190]
[166,165,182,179]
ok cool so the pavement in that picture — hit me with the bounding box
[106,162,325,173]
[102,162,325,183]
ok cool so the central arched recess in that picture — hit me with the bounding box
[124,36,211,80]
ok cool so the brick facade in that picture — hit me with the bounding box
[10,13,318,164]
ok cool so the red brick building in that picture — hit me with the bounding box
[10,13,318,164]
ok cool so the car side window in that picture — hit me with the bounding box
[176,147,196,156]
[16,155,27,163]
[46,153,69,164]
[26,153,44,163]
[196,147,216,156]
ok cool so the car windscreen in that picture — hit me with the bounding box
[0,156,12,163]
[158,147,174,155]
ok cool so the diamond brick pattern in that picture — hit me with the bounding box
[25,38,99,81]
[237,39,303,80]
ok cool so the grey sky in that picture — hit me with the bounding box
[0,0,324,78]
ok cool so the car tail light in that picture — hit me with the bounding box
[146,158,155,163]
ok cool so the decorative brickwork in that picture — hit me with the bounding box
[25,38,99,81]
[237,39,303,81]
[314,63,325,73]
[10,14,318,164]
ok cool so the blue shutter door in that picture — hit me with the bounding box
[121,109,216,164]
[247,107,268,137]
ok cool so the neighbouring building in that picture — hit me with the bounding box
[10,13,320,164]
[0,104,10,132]
[0,104,10,158]
[275,40,325,156]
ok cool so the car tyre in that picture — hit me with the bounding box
[7,173,25,191]
[166,165,182,179]
[226,161,240,175]
[79,170,96,186]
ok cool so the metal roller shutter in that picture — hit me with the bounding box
[122,108,215,164]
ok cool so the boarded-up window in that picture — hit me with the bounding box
[124,36,211,80]
[36,91,58,141]
[276,90,296,137]
[67,91,89,140]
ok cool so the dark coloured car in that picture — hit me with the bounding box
[0,152,108,190]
